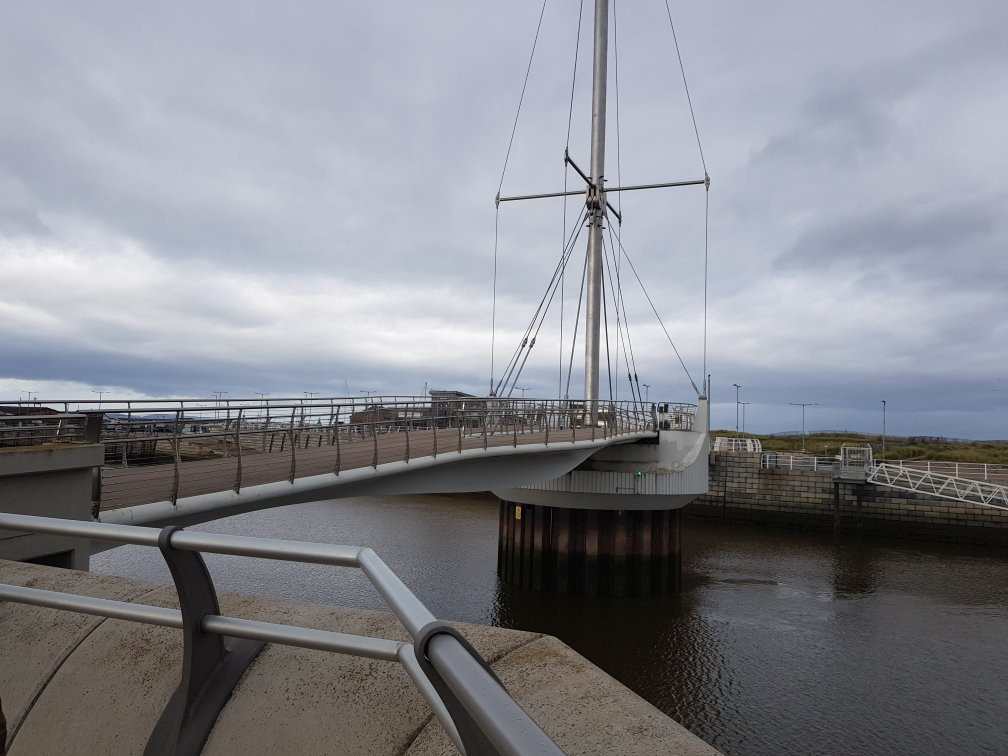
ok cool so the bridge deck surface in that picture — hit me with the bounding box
[99,427,610,511]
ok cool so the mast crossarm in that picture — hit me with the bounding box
[495,176,706,205]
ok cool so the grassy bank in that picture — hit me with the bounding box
[712,430,1008,465]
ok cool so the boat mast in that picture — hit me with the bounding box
[584,0,609,424]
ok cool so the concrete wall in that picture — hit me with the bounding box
[689,452,1008,545]
[0,445,104,569]
[0,559,719,755]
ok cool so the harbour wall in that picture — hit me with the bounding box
[688,452,1008,545]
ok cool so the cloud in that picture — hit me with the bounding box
[1,1,1006,438]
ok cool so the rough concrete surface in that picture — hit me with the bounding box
[1,560,718,754]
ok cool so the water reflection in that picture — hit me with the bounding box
[91,495,1008,755]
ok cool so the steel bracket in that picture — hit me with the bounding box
[145,526,265,756]
[414,621,505,756]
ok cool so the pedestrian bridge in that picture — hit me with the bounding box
[2,395,684,528]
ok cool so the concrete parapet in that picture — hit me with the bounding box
[0,560,718,755]
[0,444,103,569]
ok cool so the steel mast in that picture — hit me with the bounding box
[584,0,609,424]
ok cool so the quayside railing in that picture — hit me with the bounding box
[0,512,563,756]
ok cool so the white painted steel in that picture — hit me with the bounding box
[867,462,1008,510]
[712,437,762,453]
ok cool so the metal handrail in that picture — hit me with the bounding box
[867,462,1008,511]
[0,512,563,755]
[761,452,840,472]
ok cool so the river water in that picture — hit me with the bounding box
[91,494,1008,755]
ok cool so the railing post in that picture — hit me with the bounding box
[432,403,438,458]
[171,410,182,505]
[148,526,265,755]
[405,417,411,462]
[372,423,379,469]
[334,406,342,475]
[233,409,243,493]
[288,408,297,483]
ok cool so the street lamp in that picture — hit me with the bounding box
[515,386,529,399]
[91,388,106,406]
[788,401,819,452]
[643,383,651,404]
[740,401,751,435]
[211,390,227,421]
[732,384,741,435]
[881,399,886,460]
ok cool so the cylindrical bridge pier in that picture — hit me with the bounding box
[497,501,682,596]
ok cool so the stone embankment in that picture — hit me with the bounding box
[0,559,719,755]
[689,452,1008,545]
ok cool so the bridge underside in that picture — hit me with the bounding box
[96,437,641,539]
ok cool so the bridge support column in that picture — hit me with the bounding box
[497,501,681,596]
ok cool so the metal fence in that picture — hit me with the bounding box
[0,412,88,447]
[760,452,840,472]
[0,512,562,755]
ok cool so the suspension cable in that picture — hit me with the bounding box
[561,0,586,398]
[490,0,550,394]
[602,230,642,414]
[664,0,711,394]
[609,228,700,396]
[663,0,707,175]
[505,217,588,398]
[496,208,589,397]
[564,250,590,400]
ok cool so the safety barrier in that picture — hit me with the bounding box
[0,512,562,756]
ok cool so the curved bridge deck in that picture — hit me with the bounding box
[99,426,622,511]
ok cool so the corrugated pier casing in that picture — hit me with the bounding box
[498,501,682,595]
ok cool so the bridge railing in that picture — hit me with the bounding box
[761,452,840,472]
[4,396,688,509]
[0,412,88,447]
[0,512,562,755]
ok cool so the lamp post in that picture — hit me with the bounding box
[91,388,106,406]
[211,390,227,422]
[643,383,651,404]
[740,401,751,435]
[788,401,819,452]
[732,383,741,435]
[881,399,886,460]
[515,386,529,400]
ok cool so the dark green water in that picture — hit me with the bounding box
[91,494,1008,755]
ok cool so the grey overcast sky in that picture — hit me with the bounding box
[1,2,1005,438]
